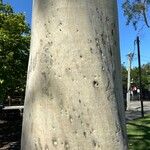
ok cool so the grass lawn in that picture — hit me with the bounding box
[127,114,150,150]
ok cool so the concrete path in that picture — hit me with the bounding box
[125,101,150,122]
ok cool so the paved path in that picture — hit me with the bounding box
[125,101,150,122]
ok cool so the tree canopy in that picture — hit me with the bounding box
[122,0,150,30]
[0,2,30,104]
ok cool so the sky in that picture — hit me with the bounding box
[3,0,150,68]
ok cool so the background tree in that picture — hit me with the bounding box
[0,2,30,104]
[122,0,150,30]
[121,62,150,99]
[21,0,127,149]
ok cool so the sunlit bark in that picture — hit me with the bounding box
[21,0,128,149]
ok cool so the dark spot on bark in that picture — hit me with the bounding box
[64,141,70,150]
[86,123,90,127]
[93,80,99,88]
[69,115,73,123]
[78,115,80,118]
[90,47,93,53]
[110,47,112,56]
[111,29,114,36]
[59,29,62,31]
[113,70,116,81]
[48,41,53,46]
[96,8,100,14]
[88,39,92,43]
[106,16,109,22]
[35,143,38,150]
[79,99,81,103]
[76,29,79,32]
[80,55,83,58]
[52,138,58,147]
[92,140,97,147]
[83,75,86,79]
[83,132,87,138]
[102,66,105,71]
[101,33,106,45]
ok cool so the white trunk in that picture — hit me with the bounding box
[21,0,128,149]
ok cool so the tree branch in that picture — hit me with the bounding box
[143,0,150,28]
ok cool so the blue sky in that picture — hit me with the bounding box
[3,0,150,67]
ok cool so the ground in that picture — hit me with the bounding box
[127,114,150,150]
[0,101,150,150]
[0,112,22,150]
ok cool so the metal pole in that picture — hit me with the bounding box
[137,36,144,117]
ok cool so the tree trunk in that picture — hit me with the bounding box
[21,0,128,149]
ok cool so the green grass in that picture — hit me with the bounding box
[127,114,150,150]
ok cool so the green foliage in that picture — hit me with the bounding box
[0,2,30,103]
[122,0,150,29]
[121,62,150,92]
[127,114,150,150]
[131,63,150,90]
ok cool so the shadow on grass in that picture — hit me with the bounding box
[127,115,150,150]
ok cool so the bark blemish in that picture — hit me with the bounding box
[83,75,86,79]
[69,115,73,123]
[83,131,87,138]
[79,99,81,103]
[92,140,97,147]
[102,66,105,71]
[52,138,58,147]
[101,33,106,45]
[79,55,83,58]
[86,123,90,127]
[93,80,99,88]
[90,47,93,53]
[111,29,114,36]
[106,16,109,22]
[64,141,70,150]
[109,47,112,56]
[59,22,62,25]
[48,41,53,46]
[88,39,92,43]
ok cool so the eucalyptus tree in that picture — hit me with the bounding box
[21,0,128,149]
[123,0,150,30]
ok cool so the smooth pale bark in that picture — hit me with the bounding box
[21,0,128,150]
